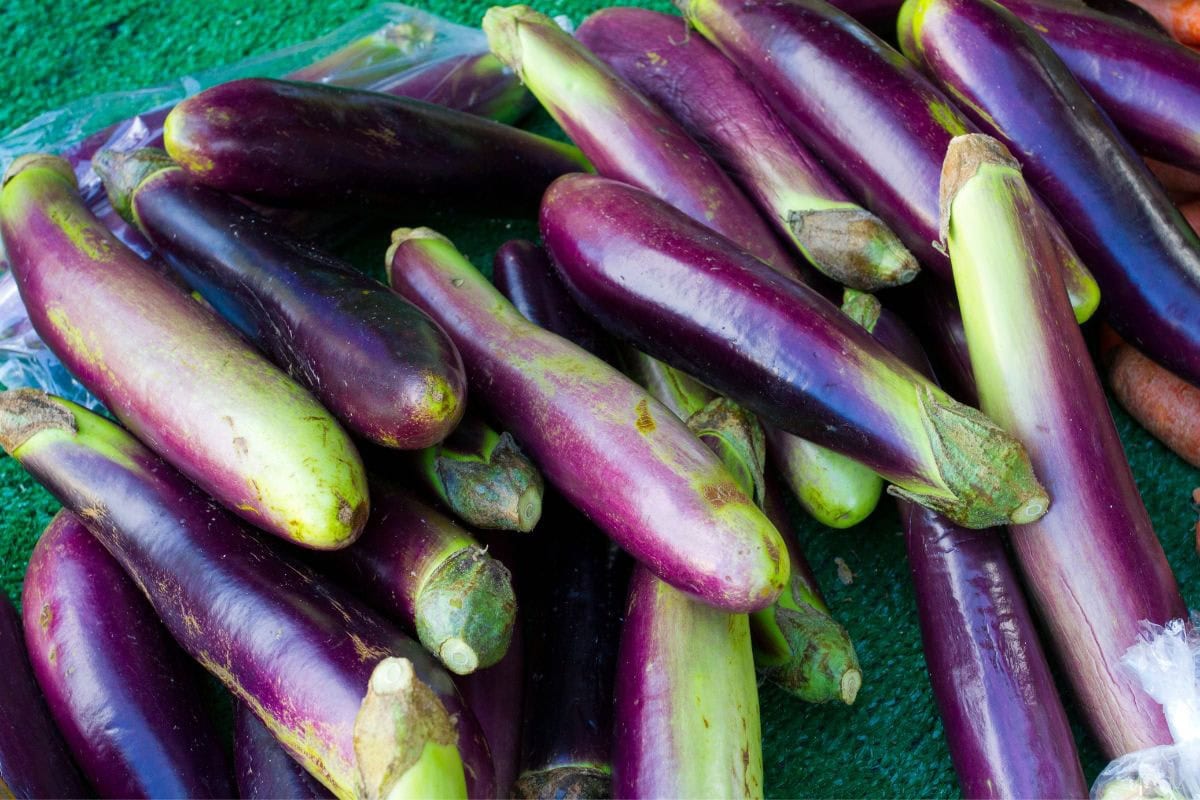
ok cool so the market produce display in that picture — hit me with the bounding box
[4,0,1200,797]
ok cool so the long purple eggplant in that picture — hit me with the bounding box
[0,593,88,799]
[387,229,788,612]
[0,155,368,549]
[320,481,516,675]
[613,565,762,798]
[679,0,1101,322]
[94,147,467,450]
[577,7,918,291]
[942,134,1186,757]
[236,702,332,800]
[482,5,797,274]
[163,78,589,217]
[902,0,1200,386]
[988,0,1200,171]
[0,390,494,798]
[23,510,234,799]
[867,291,1088,797]
[541,174,1048,529]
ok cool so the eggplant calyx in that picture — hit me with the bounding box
[0,389,77,454]
[1,153,76,190]
[937,133,1022,246]
[840,288,883,333]
[687,397,767,506]
[415,547,516,674]
[760,603,862,705]
[482,6,541,82]
[431,432,544,531]
[790,208,920,291]
[512,765,612,800]
[92,147,177,225]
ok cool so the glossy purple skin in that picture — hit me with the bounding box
[14,415,494,798]
[893,283,980,406]
[127,165,467,450]
[828,0,907,25]
[235,702,332,800]
[353,52,537,124]
[23,511,234,799]
[0,593,88,799]
[165,78,587,216]
[997,0,1200,171]
[909,0,1200,386]
[540,174,935,485]
[492,239,617,363]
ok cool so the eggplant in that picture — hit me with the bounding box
[23,510,234,798]
[0,155,368,549]
[577,7,918,291]
[163,78,589,217]
[0,390,494,798]
[320,482,517,675]
[613,565,762,798]
[515,495,626,799]
[1081,0,1170,31]
[236,702,332,800]
[386,229,788,612]
[941,134,1186,756]
[411,410,543,531]
[540,174,1047,529]
[95,147,466,450]
[482,5,797,274]
[902,0,1200,387]
[0,592,88,799]
[680,0,1102,322]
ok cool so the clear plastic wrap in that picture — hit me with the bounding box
[1092,618,1200,799]
[0,4,524,409]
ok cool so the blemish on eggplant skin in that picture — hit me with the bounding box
[703,482,742,508]
[39,603,52,631]
[634,398,656,434]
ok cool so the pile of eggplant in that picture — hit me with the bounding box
[3,0,1200,796]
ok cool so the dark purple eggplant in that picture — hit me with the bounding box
[680,0,1101,322]
[23,510,234,799]
[235,702,332,800]
[94,147,467,450]
[577,6,918,291]
[902,0,1200,386]
[540,174,1048,529]
[942,133,1185,757]
[163,78,589,217]
[0,592,88,799]
[319,481,516,675]
[0,390,494,799]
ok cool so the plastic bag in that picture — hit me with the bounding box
[0,4,520,409]
[1091,618,1200,799]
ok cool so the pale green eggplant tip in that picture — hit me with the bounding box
[482,5,543,77]
[0,389,78,456]
[91,147,177,226]
[790,207,920,291]
[763,603,863,705]
[415,547,516,674]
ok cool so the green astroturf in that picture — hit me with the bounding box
[3,1,1198,797]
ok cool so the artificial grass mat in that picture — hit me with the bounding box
[2,1,1197,796]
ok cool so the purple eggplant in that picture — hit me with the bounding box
[0,592,88,799]
[577,7,918,291]
[541,174,1047,529]
[482,5,797,274]
[679,0,1101,322]
[387,228,788,612]
[991,0,1200,171]
[163,78,589,217]
[94,147,467,450]
[0,154,368,549]
[23,510,234,798]
[320,481,516,675]
[0,390,494,798]
[902,0,1200,386]
[411,409,544,532]
[613,565,762,797]
[236,702,332,800]
[942,133,1186,757]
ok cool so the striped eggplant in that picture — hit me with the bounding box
[235,702,333,800]
[387,228,789,612]
[23,511,234,798]
[0,154,368,549]
[163,78,589,217]
[540,174,1048,529]
[0,593,88,799]
[577,6,918,291]
[0,390,494,798]
[941,133,1186,757]
[902,0,1200,386]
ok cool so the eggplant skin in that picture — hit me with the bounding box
[23,510,235,799]
[0,154,369,550]
[0,390,494,800]
[0,592,88,799]
[163,78,590,216]
[235,702,332,800]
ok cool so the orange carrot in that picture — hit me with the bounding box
[1181,198,1200,234]
[1125,0,1200,45]
[1146,157,1200,203]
